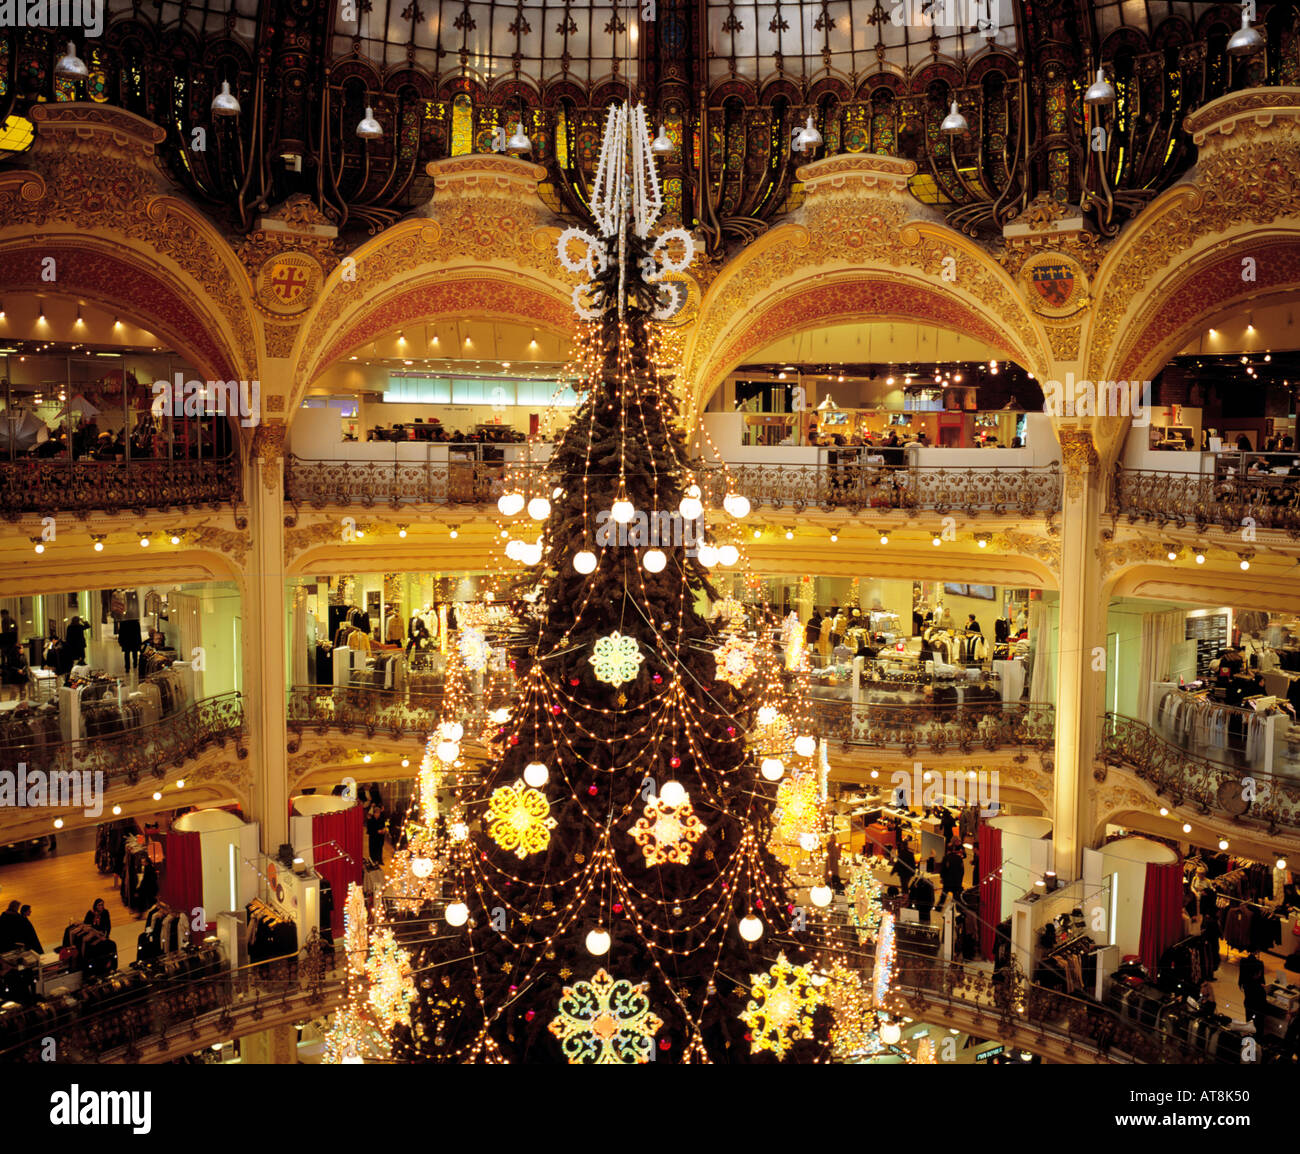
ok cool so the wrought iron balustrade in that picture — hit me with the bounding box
[286,456,1061,516]
[0,456,241,519]
[1112,465,1300,537]
[287,683,514,748]
[285,456,512,509]
[1099,712,1300,835]
[811,698,1055,760]
[0,692,245,791]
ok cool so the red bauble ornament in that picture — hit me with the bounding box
[588,784,598,796]
[726,726,736,737]
[755,898,764,910]
[613,902,623,914]
[552,704,561,714]
[509,735,519,745]
[658,1038,670,1051]
[570,678,580,687]
[652,672,662,683]
[509,659,517,669]
[670,756,680,768]
[525,1009,535,1021]
[509,985,518,993]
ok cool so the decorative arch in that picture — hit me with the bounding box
[684,155,1049,416]
[1085,87,1300,383]
[289,155,578,415]
[0,106,257,384]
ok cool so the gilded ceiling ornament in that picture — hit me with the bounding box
[1018,251,1090,319]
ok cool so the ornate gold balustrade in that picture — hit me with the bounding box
[812,699,1055,759]
[1099,712,1300,835]
[0,692,245,790]
[1112,465,1300,537]
[0,456,241,519]
[285,456,1062,517]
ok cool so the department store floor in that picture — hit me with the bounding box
[0,829,1291,1057]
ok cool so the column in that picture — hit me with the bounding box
[240,1024,297,1064]
[1051,428,1107,881]
[243,421,290,852]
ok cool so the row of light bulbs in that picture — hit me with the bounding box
[48,778,188,829]
[1155,804,1288,867]
[1163,544,1255,570]
[31,531,183,554]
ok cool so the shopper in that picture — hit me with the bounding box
[1201,910,1222,974]
[365,797,387,864]
[1238,950,1267,1024]
[1198,977,1217,1018]
[12,902,42,952]
[64,614,90,665]
[940,849,965,904]
[965,614,981,635]
[0,901,27,950]
[84,898,111,935]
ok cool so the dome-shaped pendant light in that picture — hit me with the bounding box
[506,122,532,154]
[1227,7,1264,55]
[55,42,88,80]
[792,114,822,154]
[356,106,383,140]
[1083,67,1115,106]
[651,124,673,155]
[939,100,968,134]
[211,80,241,117]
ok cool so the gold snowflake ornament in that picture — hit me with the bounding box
[365,927,417,1032]
[548,968,664,1063]
[589,630,644,686]
[630,793,706,866]
[713,633,757,688]
[739,951,823,1059]
[486,779,557,858]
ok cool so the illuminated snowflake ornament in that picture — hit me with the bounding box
[486,779,557,858]
[630,793,706,866]
[739,951,824,1059]
[846,855,885,945]
[548,968,665,1063]
[589,630,644,687]
[458,626,488,672]
[365,927,417,1032]
[713,633,757,689]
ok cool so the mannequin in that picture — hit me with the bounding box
[385,610,405,644]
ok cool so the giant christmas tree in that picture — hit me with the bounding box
[385,107,833,1063]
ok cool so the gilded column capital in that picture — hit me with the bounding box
[1056,427,1100,501]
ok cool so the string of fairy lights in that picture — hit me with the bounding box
[328,103,913,1064]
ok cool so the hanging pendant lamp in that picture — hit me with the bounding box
[939,100,968,134]
[650,123,673,155]
[1227,7,1264,55]
[211,80,241,117]
[356,106,383,140]
[1083,67,1115,106]
[55,42,88,80]
[506,122,532,154]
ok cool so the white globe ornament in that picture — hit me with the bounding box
[412,857,434,879]
[611,498,635,524]
[643,548,667,573]
[718,544,740,567]
[497,492,525,517]
[445,901,469,927]
[441,721,464,742]
[450,822,468,841]
[723,493,750,519]
[794,734,817,758]
[505,539,524,561]
[738,915,764,942]
[520,542,543,566]
[697,544,719,568]
[658,780,688,807]
[880,1020,902,1045]
[436,740,460,763]
[810,885,833,908]
[799,832,819,852]
[527,496,551,520]
[679,486,703,520]
[585,928,611,955]
[523,761,549,788]
[760,757,785,781]
[573,549,598,575]
[489,708,510,724]
[757,706,778,725]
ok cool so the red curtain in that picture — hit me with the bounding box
[1140,858,1184,976]
[161,829,204,932]
[978,823,1003,961]
[311,806,363,939]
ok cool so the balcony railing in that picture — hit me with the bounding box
[1099,712,1300,834]
[287,683,513,749]
[811,699,1055,759]
[0,456,241,518]
[701,463,1062,516]
[285,456,1062,516]
[1112,465,1300,537]
[0,692,245,789]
